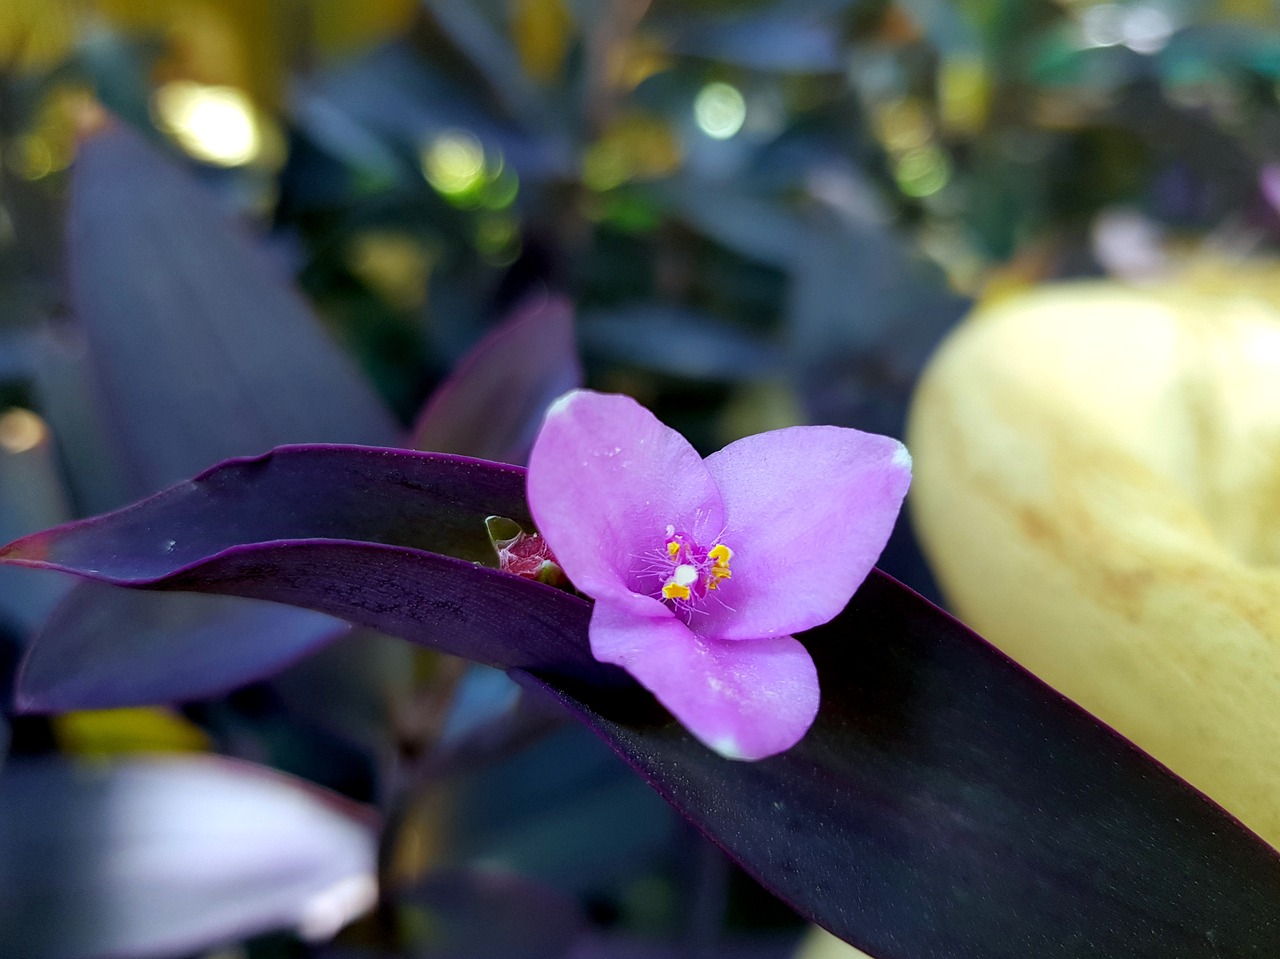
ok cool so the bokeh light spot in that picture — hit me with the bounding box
[6,135,54,180]
[894,145,951,198]
[694,82,746,140]
[482,168,520,210]
[873,98,933,153]
[0,408,47,454]
[475,215,521,266]
[422,131,487,198]
[153,81,262,167]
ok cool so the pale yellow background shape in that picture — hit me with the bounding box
[907,273,1280,850]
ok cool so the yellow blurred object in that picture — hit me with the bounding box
[95,0,280,105]
[871,97,933,154]
[937,55,989,136]
[614,35,671,92]
[348,230,433,311]
[93,0,416,106]
[309,0,416,57]
[582,112,681,191]
[1218,0,1277,22]
[55,706,212,756]
[0,0,74,70]
[390,786,451,883]
[717,381,805,447]
[9,84,94,182]
[510,0,572,82]
[907,262,1280,851]
[793,926,877,959]
[0,408,48,454]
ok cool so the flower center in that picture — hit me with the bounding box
[651,525,733,612]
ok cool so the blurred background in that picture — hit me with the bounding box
[2,0,1280,957]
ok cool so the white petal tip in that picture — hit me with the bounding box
[710,736,749,761]
[296,873,378,942]
[892,443,913,472]
[545,389,585,419]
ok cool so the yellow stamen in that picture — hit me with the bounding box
[709,543,732,567]
[667,540,681,558]
[662,581,692,600]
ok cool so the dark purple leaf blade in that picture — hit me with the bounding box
[411,295,582,465]
[0,410,76,632]
[654,10,843,72]
[17,585,347,712]
[7,447,1280,955]
[8,445,531,572]
[3,445,613,688]
[140,539,599,679]
[0,755,376,959]
[68,121,399,494]
[36,116,405,708]
[578,304,782,382]
[524,571,1280,959]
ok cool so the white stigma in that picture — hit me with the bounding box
[672,564,699,587]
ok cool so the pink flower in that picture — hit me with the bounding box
[527,390,912,761]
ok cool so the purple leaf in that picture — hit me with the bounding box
[0,755,376,959]
[564,934,797,959]
[657,11,843,72]
[0,407,75,632]
[7,445,530,574]
[17,585,347,712]
[525,572,1280,958]
[67,121,399,494]
[578,305,781,382]
[411,295,582,465]
[4,445,613,687]
[31,116,406,706]
[6,447,1280,955]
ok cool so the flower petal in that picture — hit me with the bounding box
[699,426,911,640]
[589,598,819,761]
[527,390,723,601]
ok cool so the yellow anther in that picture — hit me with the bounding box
[711,542,732,573]
[662,581,692,601]
[667,540,681,558]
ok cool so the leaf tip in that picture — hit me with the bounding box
[0,531,54,567]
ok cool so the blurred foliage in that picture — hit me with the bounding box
[2,0,1280,956]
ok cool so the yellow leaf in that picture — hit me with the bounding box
[0,0,74,71]
[510,0,572,83]
[55,706,211,757]
[937,54,988,136]
[906,265,1280,850]
[93,0,280,105]
[309,0,417,58]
